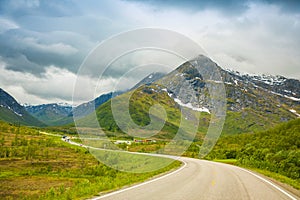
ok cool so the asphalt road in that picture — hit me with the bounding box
[93,157,298,200]
[38,132,297,200]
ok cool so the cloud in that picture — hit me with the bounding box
[198,2,300,78]
[125,0,250,16]
[21,37,78,55]
[0,18,19,33]
[0,60,137,105]
[0,61,99,105]
[0,0,299,104]
[0,28,87,74]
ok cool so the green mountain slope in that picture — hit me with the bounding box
[0,88,45,127]
[208,118,300,181]
[25,103,73,126]
[0,107,45,127]
[76,56,298,139]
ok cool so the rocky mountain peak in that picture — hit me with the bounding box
[0,88,25,116]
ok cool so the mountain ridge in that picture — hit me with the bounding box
[83,55,299,138]
[0,88,45,126]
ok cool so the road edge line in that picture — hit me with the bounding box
[238,167,297,200]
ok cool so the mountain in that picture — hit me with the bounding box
[0,88,45,126]
[154,55,299,134]
[25,103,73,126]
[132,72,166,89]
[78,55,299,139]
[72,91,122,118]
[25,72,164,126]
[25,92,123,126]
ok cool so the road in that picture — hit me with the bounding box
[38,132,298,200]
[93,157,298,200]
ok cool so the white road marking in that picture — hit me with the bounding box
[91,160,187,200]
[238,167,297,200]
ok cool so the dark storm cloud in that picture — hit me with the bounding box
[0,0,121,76]
[264,0,300,13]
[125,0,249,15]
[125,0,300,14]
[0,0,299,104]
[0,28,86,74]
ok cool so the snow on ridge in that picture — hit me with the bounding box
[22,103,32,107]
[269,91,300,101]
[224,82,233,85]
[285,96,300,102]
[289,109,300,117]
[162,88,173,98]
[57,102,72,107]
[0,104,23,116]
[225,68,287,85]
[14,111,22,117]
[174,98,210,113]
[248,74,287,86]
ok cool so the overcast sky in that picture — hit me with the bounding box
[0,0,299,105]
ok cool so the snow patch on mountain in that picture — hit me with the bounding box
[285,96,300,102]
[0,103,23,116]
[270,91,300,102]
[289,109,300,117]
[14,111,22,116]
[174,98,210,113]
[225,69,287,86]
[161,88,210,113]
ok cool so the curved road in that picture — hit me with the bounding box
[93,157,298,200]
[38,132,298,200]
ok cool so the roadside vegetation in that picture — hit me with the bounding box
[1,114,298,199]
[206,118,300,189]
[0,120,181,199]
[98,118,300,190]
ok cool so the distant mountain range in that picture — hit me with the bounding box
[23,92,123,126]
[24,103,73,126]
[0,89,123,126]
[23,73,162,126]
[0,55,299,131]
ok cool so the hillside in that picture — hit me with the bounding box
[0,88,45,127]
[26,74,164,127]
[25,103,73,126]
[207,118,300,184]
[25,92,123,126]
[0,120,180,199]
[77,55,299,139]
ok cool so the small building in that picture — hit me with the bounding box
[114,140,132,145]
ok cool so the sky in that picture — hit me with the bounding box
[0,0,299,105]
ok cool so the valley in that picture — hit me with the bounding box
[0,55,299,199]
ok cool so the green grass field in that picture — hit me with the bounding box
[0,121,181,199]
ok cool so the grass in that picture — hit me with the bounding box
[0,107,45,127]
[0,120,181,199]
[212,158,238,165]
